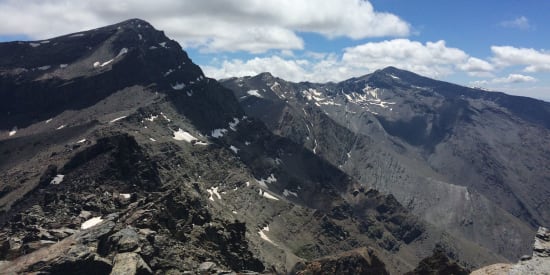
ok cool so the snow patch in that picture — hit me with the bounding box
[247,90,263,98]
[164,69,174,77]
[206,187,222,201]
[145,114,158,122]
[50,174,64,184]
[37,65,51,71]
[159,42,168,48]
[138,34,142,40]
[244,141,251,146]
[69,33,85,37]
[160,112,171,122]
[59,64,68,69]
[81,217,103,230]
[171,82,185,90]
[29,42,40,47]
[149,138,156,142]
[109,116,127,123]
[256,174,277,188]
[228,118,240,131]
[283,189,298,197]
[259,226,278,246]
[229,145,239,154]
[116,48,128,57]
[389,74,400,80]
[76,139,87,144]
[173,128,198,143]
[211,128,228,138]
[45,119,52,124]
[56,125,66,130]
[259,189,279,200]
[149,46,157,50]
[120,193,131,199]
[8,128,17,136]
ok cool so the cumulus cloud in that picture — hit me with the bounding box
[0,0,409,53]
[471,74,536,86]
[499,16,532,30]
[342,39,471,78]
[491,46,550,72]
[204,39,495,82]
[492,74,537,84]
[458,57,495,77]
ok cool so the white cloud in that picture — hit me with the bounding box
[471,74,536,86]
[205,39,494,82]
[0,0,409,53]
[491,46,550,72]
[458,57,495,77]
[499,16,532,30]
[492,74,536,84]
[342,39,487,78]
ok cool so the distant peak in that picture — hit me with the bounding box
[115,18,154,28]
[254,72,275,81]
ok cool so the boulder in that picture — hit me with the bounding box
[110,252,152,275]
[109,227,140,252]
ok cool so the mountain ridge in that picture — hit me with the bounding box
[0,18,504,274]
[221,66,550,262]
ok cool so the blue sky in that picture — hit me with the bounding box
[0,0,549,100]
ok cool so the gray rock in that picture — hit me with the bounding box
[110,252,152,275]
[533,227,550,257]
[109,227,140,252]
[199,261,217,272]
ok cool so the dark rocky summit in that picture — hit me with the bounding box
[0,18,546,274]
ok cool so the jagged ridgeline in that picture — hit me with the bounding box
[0,19,548,274]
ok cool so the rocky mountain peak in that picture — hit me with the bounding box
[0,18,206,130]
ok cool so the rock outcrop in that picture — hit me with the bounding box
[472,226,550,275]
[291,247,390,275]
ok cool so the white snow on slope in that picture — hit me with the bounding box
[50,174,64,184]
[81,217,103,229]
[211,128,228,138]
[173,128,197,143]
[256,174,277,188]
[258,226,278,246]
[145,114,158,122]
[259,189,279,201]
[207,187,222,201]
[109,116,127,123]
[164,69,174,77]
[283,189,298,197]
[229,145,239,154]
[171,82,185,90]
[247,90,263,98]
[8,128,16,136]
[160,112,171,122]
[56,125,66,130]
[29,42,40,47]
[228,118,240,131]
[389,74,400,80]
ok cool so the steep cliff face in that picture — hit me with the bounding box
[221,68,550,261]
[0,19,506,274]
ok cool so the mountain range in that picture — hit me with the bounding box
[0,19,548,274]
